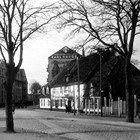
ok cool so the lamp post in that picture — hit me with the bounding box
[48,86,52,111]
[98,48,103,117]
[73,81,76,115]
[77,56,80,114]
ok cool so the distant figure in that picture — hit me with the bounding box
[65,104,68,113]
[65,100,71,113]
[12,104,15,114]
[65,100,68,113]
[68,100,71,113]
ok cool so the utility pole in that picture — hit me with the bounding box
[73,81,76,115]
[48,86,52,111]
[99,48,103,117]
[77,56,80,114]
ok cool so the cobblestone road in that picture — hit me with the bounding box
[0,108,140,140]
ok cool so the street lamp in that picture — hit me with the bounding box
[98,48,103,117]
[73,80,76,116]
[77,56,80,115]
[72,78,77,116]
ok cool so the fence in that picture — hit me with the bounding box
[84,96,137,117]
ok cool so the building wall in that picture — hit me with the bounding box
[0,60,28,106]
[47,58,73,82]
[47,46,81,83]
[0,60,6,106]
[40,83,85,109]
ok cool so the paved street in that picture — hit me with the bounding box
[0,107,140,140]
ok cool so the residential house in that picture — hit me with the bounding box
[0,60,28,107]
[40,46,82,108]
[40,49,112,111]
[84,53,140,115]
[40,49,140,116]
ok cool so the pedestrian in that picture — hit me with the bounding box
[65,100,68,113]
[65,104,68,112]
[68,100,71,113]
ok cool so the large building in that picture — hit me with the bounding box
[0,60,28,107]
[0,60,6,106]
[47,46,82,83]
[40,46,82,108]
[40,49,140,117]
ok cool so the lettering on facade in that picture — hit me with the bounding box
[51,55,77,59]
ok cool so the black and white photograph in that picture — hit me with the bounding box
[0,0,140,139]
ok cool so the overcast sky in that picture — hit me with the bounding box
[1,0,140,92]
[21,30,79,87]
[21,29,140,89]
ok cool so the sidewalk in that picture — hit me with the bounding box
[0,126,70,140]
[0,129,62,140]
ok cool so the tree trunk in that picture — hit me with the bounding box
[5,65,16,132]
[125,57,134,122]
[5,51,17,132]
[5,79,14,132]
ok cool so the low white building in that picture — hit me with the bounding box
[40,52,102,113]
[40,84,84,109]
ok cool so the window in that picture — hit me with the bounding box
[48,100,50,106]
[60,99,63,107]
[44,99,45,106]
[64,86,66,92]
[40,99,42,106]
[62,99,65,106]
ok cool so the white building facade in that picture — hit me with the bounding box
[40,83,85,110]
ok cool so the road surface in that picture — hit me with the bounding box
[0,108,140,140]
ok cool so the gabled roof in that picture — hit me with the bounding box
[108,56,140,85]
[84,55,140,99]
[20,69,28,82]
[48,46,81,59]
[48,50,112,87]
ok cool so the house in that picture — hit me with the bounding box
[40,48,140,116]
[47,46,82,83]
[0,60,28,107]
[40,49,112,112]
[40,46,82,109]
[84,53,140,115]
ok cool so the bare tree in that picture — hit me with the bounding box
[54,0,140,122]
[0,0,55,132]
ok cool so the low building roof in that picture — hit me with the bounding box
[84,55,140,99]
[48,49,112,87]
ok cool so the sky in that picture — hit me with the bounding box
[21,30,78,88]
[21,29,140,90]
[0,0,140,92]
[0,30,140,94]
